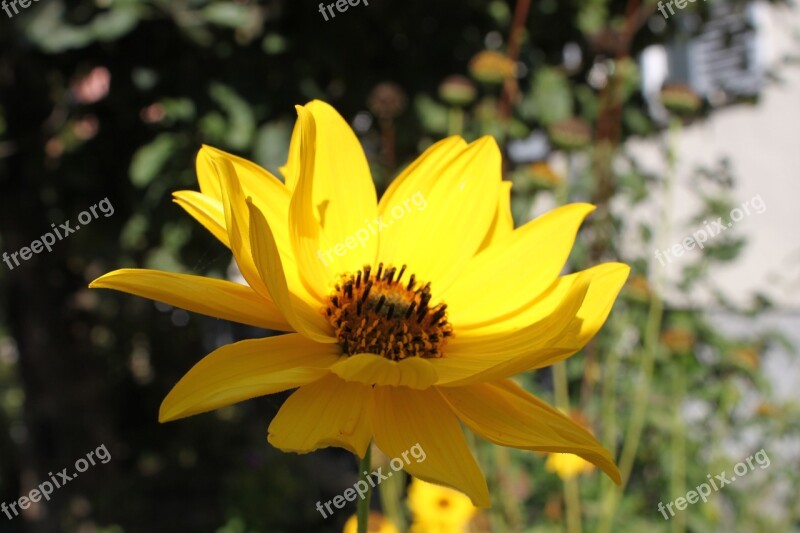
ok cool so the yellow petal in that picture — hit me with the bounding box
[371,386,490,508]
[279,116,302,192]
[468,262,631,337]
[159,334,339,422]
[89,268,291,331]
[247,198,335,343]
[198,146,297,280]
[477,180,514,253]
[568,262,630,347]
[330,354,438,389]
[443,203,596,328]
[440,380,620,484]
[289,101,378,300]
[377,136,501,291]
[432,276,590,386]
[436,262,629,386]
[196,145,291,219]
[172,191,229,246]
[267,374,372,457]
[216,156,273,301]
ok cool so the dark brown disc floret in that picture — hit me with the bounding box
[324,263,453,360]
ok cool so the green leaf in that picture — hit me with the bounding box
[203,3,253,29]
[129,133,178,188]
[209,83,256,150]
[623,107,653,136]
[414,95,448,135]
[526,67,573,126]
[253,121,292,177]
[91,6,140,42]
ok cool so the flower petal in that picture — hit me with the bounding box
[330,354,438,389]
[172,191,229,246]
[198,146,296,282]
[89,268,291,331]
[216,156,273,301]
[432,276,590,386]
[466,262,630,338]
[442,203,596,328]
[289,101,378,300]
[247,198,335,343]
[440,380,620,484]
[197,145,291,222]
[436,262,629,386]
[371,386,490,508]
[159,334,339,422]
[279,116,302,192]
[268,374,372,457]
[477,180,514,253]
[377,137,501,291]
[208,148,299,290]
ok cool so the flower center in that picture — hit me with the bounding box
[324,263,452,360]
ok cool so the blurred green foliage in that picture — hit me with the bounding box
[0,0,797,532]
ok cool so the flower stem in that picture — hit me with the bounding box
[553,361,582,533]
[552,150,581,533]
[357,446,373,533]
[379,468,406,532]
[597,117,679,533]
[448,106,464,136]
[670,364,686,533]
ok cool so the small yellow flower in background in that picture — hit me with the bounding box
[468,50,517,84]
[545,411,597,480]
[625,274,651,302]
[660,327,695,354]
[547,117,592,151]
[660,83,702,116]
[730,346,760,370]
[90,100,629,507]
[545,453,596,480]
[343,512,398,533]
[408,478,477,532]
[755,402,779,418]
[439,75,478,107]
[528,161,563,188]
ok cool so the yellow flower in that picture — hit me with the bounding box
[408,478,476,532]
[343,512,398,533]
[89,100,629,507]
[528,162,563,188]
[660,84,702,116]
[468,51,517,84]
[660,327,695,354]
[730,346,759,370]
[545,453,595,480]
[625,275,651,302]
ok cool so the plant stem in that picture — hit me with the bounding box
[600,316,624,451]
[448,106,464,136]
[553,361,582,533]
[499,0,531,122]
[379,468,406,532]
[597,117,679,533]
[671,364,686,533]
[357,446,373,533]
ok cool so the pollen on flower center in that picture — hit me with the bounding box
[324,263,452,360]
